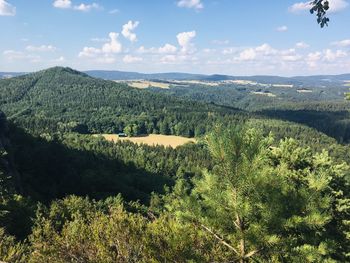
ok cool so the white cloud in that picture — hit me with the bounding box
[123,55,143,63]
[203,48,216,53]
[276,25,288,32]
[53,0,101,12]
[332,39,350,47]
[212,40,230,45]
[53,56,65,62]
[328,0,349,12]
[122,21,139,42]
[161,55,178,63]
[109,9,119,14]
[296,41,310,48]
[158,44,178,54]
[78,47,101,58]
[96,56,116,64]
[53,0,72,9]
[26,45,57,52]
[78,32,122,63]
[289,0,348,13]
[236,48,256,61]
[177,31,196,53]
[3,50,41,63]
[177,0,203,10]
[90,37,110,42]
[289,2,311,13]
[255,43,277,55]
[73,3,100,12]
[222,47,239,55]
[102,32,122,53]
[323,49,347,61]
[0,0,16,16]
[137,46,156,54]
[137,44,177,54]
[281,54,302,62]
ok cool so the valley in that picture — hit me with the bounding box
[0,66,349,262]
[1,1,350,261]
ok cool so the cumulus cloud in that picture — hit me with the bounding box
[276,25,288,32]
[3,50,41,63]
[323,49,347,61]
[53,56,66,63]
[102,32,122,53]
[0,0,16,16]
[53,0,72,9]
[122,21,139,42]
[74,3,100,12]
[236,48,256,61]
[222,47,239,55]
[90,37,110,42]
[296,42,310,48]
[158,44,178,54]
[78,32,122,63]
[26,45,57,52]
[78,47,102,58]
[332,39,350,47]
[123,55,143,63]
[137,44,177,54]
[177,31,196,53]
[289,0,348,13]
[177,0,203,10]
[53,0,101,12]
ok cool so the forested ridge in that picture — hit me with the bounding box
[0,67,248,137]
[0,67,349,262]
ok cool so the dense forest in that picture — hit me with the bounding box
[0,68,349,262]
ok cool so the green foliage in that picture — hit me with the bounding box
[165,126,349,262]
[0,67,243,138]
[0,228,27,263]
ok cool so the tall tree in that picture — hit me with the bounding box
[169,126,348,262]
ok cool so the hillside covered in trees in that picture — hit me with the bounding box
[0,68,349,262]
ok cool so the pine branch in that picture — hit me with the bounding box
[199,223,239,256]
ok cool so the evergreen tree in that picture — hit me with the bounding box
[168,126,348,262]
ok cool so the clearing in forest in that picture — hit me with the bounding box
[95,134,196,148]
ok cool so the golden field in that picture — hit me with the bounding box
[95,134,196,148]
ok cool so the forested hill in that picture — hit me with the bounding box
[0,67,245,136]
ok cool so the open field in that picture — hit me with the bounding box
[297,89,313,93]
[95,134,196,148]
[272,84,294,88]
[129,81,170,89]
[251,91,277,97]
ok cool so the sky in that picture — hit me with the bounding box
[0,0,350,76]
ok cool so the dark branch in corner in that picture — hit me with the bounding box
[310,0,330,28]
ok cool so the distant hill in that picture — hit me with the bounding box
[85,70,206,81]
[85,70,350,87]
[0,67,244,136]
[0,72,26,79]
[1,69,350,86]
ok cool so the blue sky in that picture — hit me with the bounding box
[0,0,350,75]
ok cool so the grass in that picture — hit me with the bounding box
[128,81,170,89]
[95,134,196,148]
[251,91,277,97]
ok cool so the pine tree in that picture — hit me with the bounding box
[169,125,347,262]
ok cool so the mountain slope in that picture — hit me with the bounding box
[0,67,245,136]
